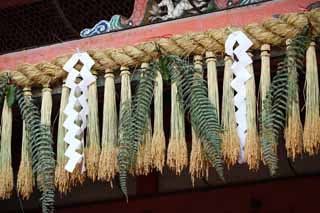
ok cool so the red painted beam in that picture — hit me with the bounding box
[56,176,320,213]
[0,0,315,70]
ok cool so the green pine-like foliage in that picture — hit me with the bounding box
[261,26,312,175]
[16,89,55,213]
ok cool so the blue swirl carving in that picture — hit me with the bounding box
[80,20,110,38]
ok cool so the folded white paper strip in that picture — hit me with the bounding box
[225,31,253,163]
[63,52,96,173]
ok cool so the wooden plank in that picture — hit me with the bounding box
[0,0,314,70]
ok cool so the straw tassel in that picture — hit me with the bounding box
[86,71,101,182]
[285,39,303,160]
[136,116,152,176]
[167,70,188,175]
[55,84,71,194]
[190,55,208,185]
[17,88,34,200]
[303,42,320,155]
[259,44,271,164]
[136,63,152,176]
[244,53,260,171]
[221,56,240,168]
[206,52,220,120]
[98,69,118,185]
[0,96,13,200]
[119,66,132,174]
[41,84,52,126]
[151,70,166,173]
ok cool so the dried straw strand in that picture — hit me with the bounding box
[221,56,240,168]
[303,42,320,155]
[244,54,260,171]
[206,51,220,120]
[285,39,303,160]
[190,55,209,186]
[151,70,166,173]
[40,84,52,126]
[55,84,71,194]
[259,44,271,164]
[0,97,13,200]
[259,44,271,105]
[86,71,101,182]
[98,69,118,184]
[167,79,188,175]
[136,116,152,176]
[17,88,34,200]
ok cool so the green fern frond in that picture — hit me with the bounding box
[261,26,312,175]
[118,100,133,202]
[131,65,156,163]
[16,89,55,213]
[166,55,224,179]
[118,64,156,199]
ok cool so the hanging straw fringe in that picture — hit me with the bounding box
[41,84,52,126]
[55,84,71,194]
[98,69,118,185]
[0,96,13,200]
[137,115,152,176]
[119,66,132,174]
[190,55,209,186]
[136,63,152,176]
[285,39,303,160]
[206,51,220,120]
[303,42,320,155]
[86,71,101,182]
[221,56,240,168]
[259,44,271,164]
[151,70,166,173]
[244,53,260,171]
[167,76,188,175]
[17,88,34,200]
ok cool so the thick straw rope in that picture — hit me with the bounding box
[2,10,320,87]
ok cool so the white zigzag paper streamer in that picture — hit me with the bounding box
[225,31,253,163]
[63,52,96,173]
